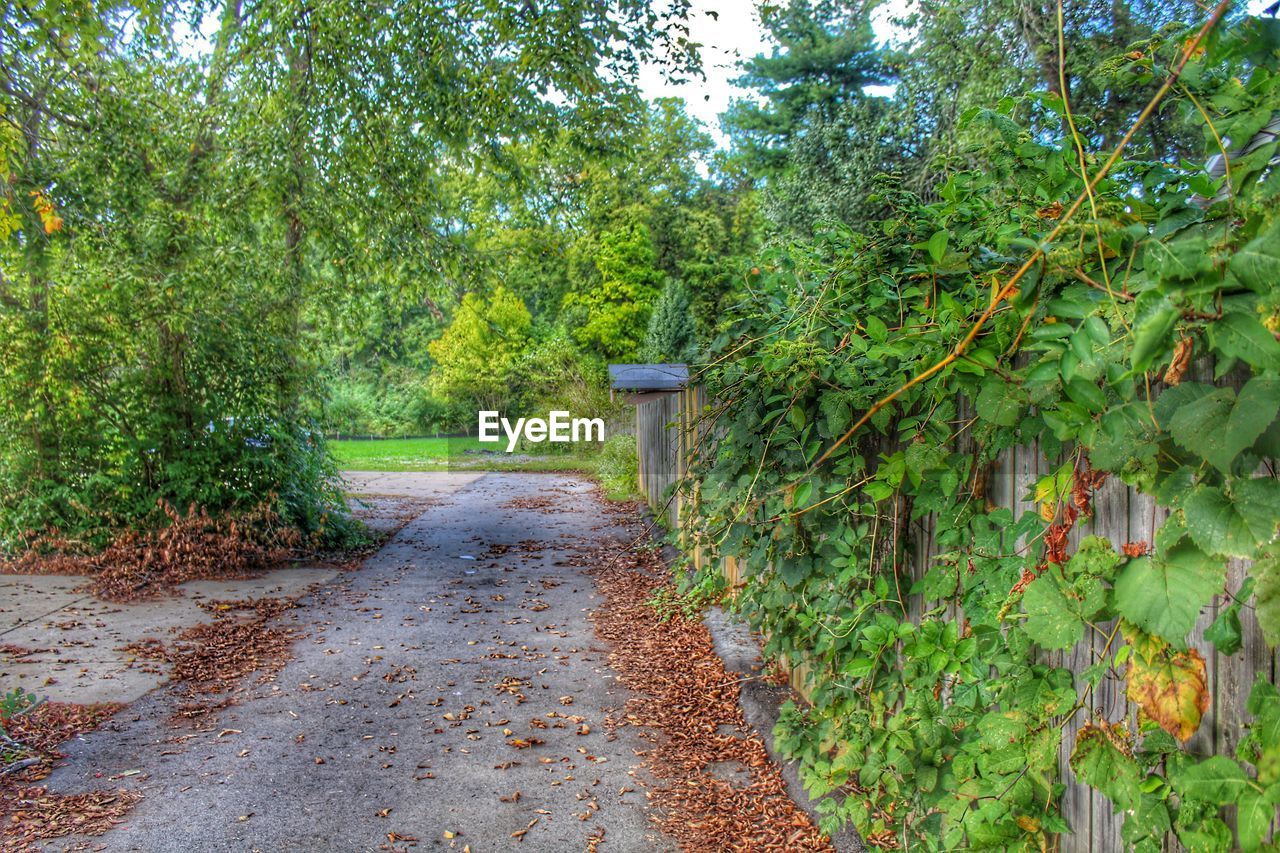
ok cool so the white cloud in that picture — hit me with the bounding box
[637,0,914,144]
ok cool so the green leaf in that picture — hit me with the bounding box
[1089,403,1159,476]
[1246,676,1280,784]
[975,376,1022,427]
[1071,723,1141,806]
[1204,581,1248,655]
[864,315,888,343]
[1183,481,1279,559]
[1065,377,1106,414]
[1113,544,1223,644]
[1149,234,1213,282]
[787,404,808,432]
[1208,310,1280,371]
[1022,569,1084,650]
[1161,382,1279,474]
[1231,378,1280,458]
[1233,477,1280,549]
[1121,793,1171,845]
[1172,755,1251,805]
[1175,818,1234,852]
[1253,554,1280,647]
[1066,536,1122,582]
[1130,294,1178,372]
[778,555,812,587]
[1229,218,1280,293]
[925,229,949,264]
[1236,785,1280,852]
[1255,417,1280,459]
[1163,384,1233,465]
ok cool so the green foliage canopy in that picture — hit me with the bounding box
[0,0,700,544]
[427,286,532,415]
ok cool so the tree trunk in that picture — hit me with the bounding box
[19,88,52,484]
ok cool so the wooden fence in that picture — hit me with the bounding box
[635,386,705,529]
[631,385,1278,853]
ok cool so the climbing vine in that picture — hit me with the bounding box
[687,13,1280,851]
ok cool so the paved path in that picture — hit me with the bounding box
[0,570,337,705]
[45,473,673,852]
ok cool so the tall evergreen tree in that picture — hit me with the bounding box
[639,280,700,365]
[724,0,887,177]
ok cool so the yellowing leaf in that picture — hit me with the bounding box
[1125,627,1210,742]
[1014,814,1041,833]
[1034,462,1073,520]
[29,190,62,234]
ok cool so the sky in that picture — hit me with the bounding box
[634,0,772,142]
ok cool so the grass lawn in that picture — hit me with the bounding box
[329,436,600,474]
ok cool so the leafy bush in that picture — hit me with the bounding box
[596,433,639,501]
[648,567,721,622]
[688,16,1280,851]
[323,379,453,437]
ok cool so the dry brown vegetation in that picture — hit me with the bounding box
[0,703,132,852]
[2,502,299,601]
[586,540,831,852]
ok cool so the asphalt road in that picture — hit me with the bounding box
[45,473,675,853]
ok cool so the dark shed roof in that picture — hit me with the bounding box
[608,364,689,392]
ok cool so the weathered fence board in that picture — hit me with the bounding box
[632,385,1278,852]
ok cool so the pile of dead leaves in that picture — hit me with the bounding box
[155,597,299,702]
[2,703,124,780]
[3,501,299,601]
[1,786,141,852]
[1,702,134,852]
[589,541,832,852]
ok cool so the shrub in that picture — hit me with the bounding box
[596,433,639,501]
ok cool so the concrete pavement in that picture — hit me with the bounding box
[40,473,673,852]
[0,472,483,706]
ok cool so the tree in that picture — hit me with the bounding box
[724,0,887,177]
[764,95,913,235]
[428,287,532,417]
[639,280,700,364]
[562,209,664,361]
[0,0,701,547]
[888,0,1213,184]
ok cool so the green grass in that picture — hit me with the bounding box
[329,436,602,474]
